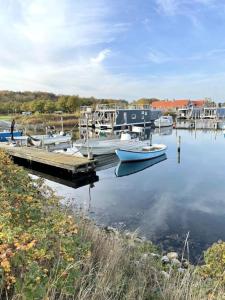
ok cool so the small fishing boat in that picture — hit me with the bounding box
[115,154,167,177]
[115,144,167,162]
[154,116,173,127]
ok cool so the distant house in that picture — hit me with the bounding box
[151,99,206,111]
[22,111,32,116]
[152,100,190,111]
[54,111,63,114]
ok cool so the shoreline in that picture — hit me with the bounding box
[0,149,225,299]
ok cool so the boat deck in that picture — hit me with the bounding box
[0,143,95,173]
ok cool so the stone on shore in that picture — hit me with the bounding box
[167,252,178,260]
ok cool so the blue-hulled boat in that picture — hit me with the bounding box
[0,131,22,142]
[115,144,167,162]
[115,154,167,177]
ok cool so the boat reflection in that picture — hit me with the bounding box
[153,126,173,136]
[115,154,167,177]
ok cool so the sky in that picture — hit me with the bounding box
[1,0,225,101]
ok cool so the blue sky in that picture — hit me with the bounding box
[0,0,225,100]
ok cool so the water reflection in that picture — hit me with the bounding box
[45,129,225,262]
[153,126,173,136]
[115,154,167,177]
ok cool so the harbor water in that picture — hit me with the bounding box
[45,128,225,262]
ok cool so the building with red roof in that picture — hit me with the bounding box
[152,99,206,111]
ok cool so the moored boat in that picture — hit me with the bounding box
[115,144,167,162]
[73,132,148,156]
[154,116,173,127]
[0,130,22,142]
[6,133,72,146]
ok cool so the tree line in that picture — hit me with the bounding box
[0,91,129,114]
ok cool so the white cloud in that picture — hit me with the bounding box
[156,0,216,15]
[90,49,111,64]
[156,0,179,15]
[0,0,224,101]
[1,56,225,101]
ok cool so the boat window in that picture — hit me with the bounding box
[131,114,136,120]
[145,112,148,115]
[142,111,144,114]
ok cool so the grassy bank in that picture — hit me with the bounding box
[15,113,79,131]
[0,150,224,299]
[0,115,12,121]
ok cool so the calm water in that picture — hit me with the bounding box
[46,129,225,262]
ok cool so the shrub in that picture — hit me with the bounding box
[0,150,90,299]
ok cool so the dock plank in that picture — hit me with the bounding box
[0,143,95,172]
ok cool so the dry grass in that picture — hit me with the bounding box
[15,113,79,128]
[29,216,223,300]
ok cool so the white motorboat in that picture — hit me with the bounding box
[55,146,84,157]
[154,116,173,127]
[115,144,167,162]
[7,133,72,147]
[73,132,148,156]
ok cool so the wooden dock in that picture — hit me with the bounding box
[0,143,95,176]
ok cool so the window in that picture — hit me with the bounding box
[131,114,136,120]
[141,111,144,114]
[145,111,148,115]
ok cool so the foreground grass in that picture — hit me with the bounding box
[0,150,224,299]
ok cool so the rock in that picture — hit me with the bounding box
[177,267,185,273]
[125,232,133,239]
[167,252,178,260]
[171,258,181,267]
[181,259,189,269]
[150,253,161,259]
[134,237,143,243]
[104,226,118,235]
[161,255,170,264]
[141,253,149,260]
[161,271,170,279]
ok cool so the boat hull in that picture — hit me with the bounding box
[115,145,167,162]
[0,131,22,142]
[74,138,150,156]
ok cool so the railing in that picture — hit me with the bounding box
[80,106,93,113]
[95,104,125,111]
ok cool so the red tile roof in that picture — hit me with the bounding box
[191,100,206,107]
[152,99,206,109]
[152,100,189,109]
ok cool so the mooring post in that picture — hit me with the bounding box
[177,135,181,153]
[61,116,64,134]
[177,135,181,164]
[149,132,152,146]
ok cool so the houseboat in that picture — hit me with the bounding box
[79,104,161,131]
